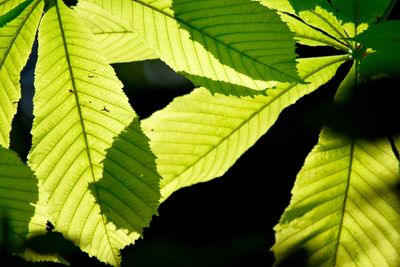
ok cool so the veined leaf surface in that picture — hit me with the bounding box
[75,2,157,63]
[331,0,391,24]
[0,0,43,148]
[28,1,160,265]
[142,55,348,200]
[279,12,349,51]
[0,145,44,251]
[273,129,400,266]
[0,0,26,16]
[77,0,296,90]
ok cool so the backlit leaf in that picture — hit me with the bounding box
[28,1,160,265]
[0,0,43,148]
[142,55,348,200]
[273,129,400,266]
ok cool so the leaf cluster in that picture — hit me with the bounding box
[0,0,399,266]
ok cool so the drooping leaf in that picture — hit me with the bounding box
[273,129,400,266]
[142,55,348,200]
[28,1,160,265]
[0,0,43,148]
[0,145,41,251]
[77,0,290,90]
[74,2,157,63]
[331,0,391,25]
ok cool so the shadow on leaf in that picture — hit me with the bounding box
[90,118,161,235]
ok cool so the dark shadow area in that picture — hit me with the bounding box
[91,118,161,234]
[275,248,309,267]
[325,75,400,139]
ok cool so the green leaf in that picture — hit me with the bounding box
[288,0,324,13]
[74,1,157,63]
[258,0,295,14]
[0,0,43,148]
[279,12,349,52]
[28,1,160,265]
[354,21,400,77]
[0,0,26,16]
[298,6,351,47]
[273,129,400,266]
[171,0,300,83]
[331,0,391,24]
[355,21,400,52]
[142,55,348,200]
[77,0,288,90]
[0,145,41,251]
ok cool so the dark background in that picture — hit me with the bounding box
[1,2,399,266]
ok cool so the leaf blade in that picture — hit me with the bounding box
[28,1,160,265]
[0,0,43,148]
[78,0,291,90]
[142,55,348,200]
[273,129,400,266]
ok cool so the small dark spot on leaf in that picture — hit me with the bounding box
[101,106,109,112]
[89,101,92,104]
[12,101,18,104]
[46,221,55,232]
[88,74,95,78]
[68,89,73,93]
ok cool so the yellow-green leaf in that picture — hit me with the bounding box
[142,55,348,201]
[273,129,400,266]
[0,0,43,148]
[28,1,160,265]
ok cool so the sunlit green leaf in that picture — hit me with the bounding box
[28,1,160,265]
[0,0,43,148]
[0,0,26,16]
[77,0,295,90]
[142,55,348,200]
[74,2,157,63]
[273,129,400,266]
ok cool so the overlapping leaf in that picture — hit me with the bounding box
[77,0,298,90]
[354,21,400,77]
[273,129,400,266]
[0,0,43,148]
[142,55,348,200]
[75,2,157,63]
[28,1,160,265]
[0,0,26,16]
[331,0,391,24]
[0,145,45,251]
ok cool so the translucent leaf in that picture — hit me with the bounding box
[171,0,300,83]
[142,55,348,200]
[28,1,160,265]
[77,0,294,90]
[279,12,349,51]
[0,0,26,16]
[74,2,157,63]
[0,0,43,148]
[331,0,391,24]
[298,6,350,46]
[273,129,400,266]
